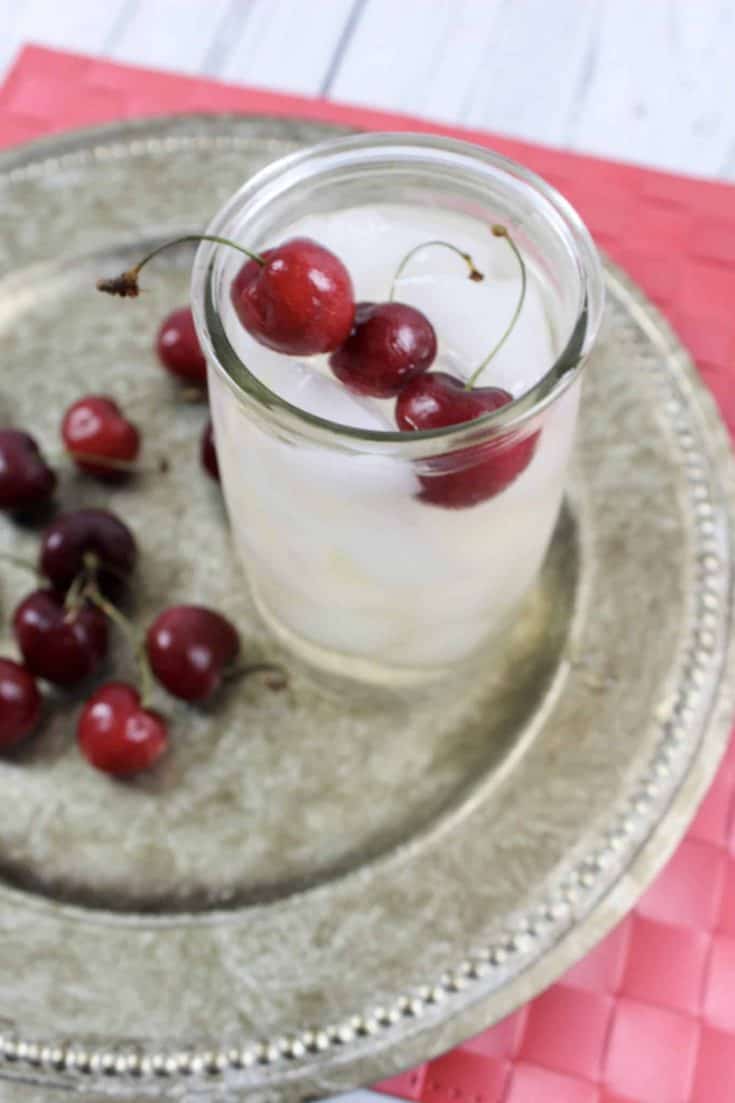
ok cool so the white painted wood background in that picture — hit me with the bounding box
[1,0,734,182]
[0,4,732,1102]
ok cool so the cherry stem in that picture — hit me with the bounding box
[64,570,88,615]
[465,225,526,390]
[81,562,155,708]
[96,234,265,297]
[389,240,484,302]
[224,661,288,691]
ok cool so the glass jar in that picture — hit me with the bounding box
[191,133,604,687]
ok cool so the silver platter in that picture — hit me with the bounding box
[0,116,733,1102]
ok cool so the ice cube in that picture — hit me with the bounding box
[396,272,554,397]
[224,298,393,430]
[280,204,505,303]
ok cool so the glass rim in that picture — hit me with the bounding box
[192,132,605,456]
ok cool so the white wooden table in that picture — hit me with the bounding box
[1,0,734,183]
[0,3,732,1101]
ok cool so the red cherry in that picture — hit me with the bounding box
[156,306,207,385]
[146,605,239,702]
[396,372,538,508]
[329,301,436,397]
[40,509,136,595]
[0,429,56,512]
[62,395,140,481]
[78,682,167,777]
[200,418,219,481]
[0,658,41,748]
[13,589,108,687]
[231,237,355,356]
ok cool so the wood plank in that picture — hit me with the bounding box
[330,0,505,120]
[0,0,123,79]
[106,0,233,73]
[330,0,599,143]
[216,0,357,94]
[564,0,735,180]
[0,0,732,183]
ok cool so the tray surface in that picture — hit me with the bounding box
[0,115,733,1101]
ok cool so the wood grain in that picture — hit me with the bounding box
[0,0,732,180]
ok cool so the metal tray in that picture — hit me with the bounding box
[0,115,733,1102]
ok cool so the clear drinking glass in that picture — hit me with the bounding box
[191,134,604,687]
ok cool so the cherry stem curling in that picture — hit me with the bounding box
[96,235,265,298]
[389,240,484,302]
[465,225,526,390]
[79,554,155,708]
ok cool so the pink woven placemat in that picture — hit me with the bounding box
[2,43,735,1103]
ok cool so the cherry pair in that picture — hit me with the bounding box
[13,508,137,687]
[78,606,240,777]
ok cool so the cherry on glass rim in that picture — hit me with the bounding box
[230,236,355,355]
[13,589,108,687]
[396,372,539,508]
[146,605,239,702]
[329,301,437,398]
[0,429,56,512]
[78,682,168,777]
[0,658,41,748]
[62,395,140,480]
[98,232,356,357]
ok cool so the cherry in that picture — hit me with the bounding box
[146,605,239,701]
[14,589,108,686]
[62,395,140,481]
[0,658,41,748]
[0,429,56,512]
[156,307,207,385]
[200,418,219,481]
[329,302,437,397]
[396,373,538,508]
[98,233,354,357]
[40,508,136,595]
[78,682,167,777]
[231,237,355,356]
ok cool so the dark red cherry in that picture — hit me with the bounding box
[396,372,510,430]
[329,301,436,397]
[78,682,167,777]
[0,429,56,512]
[39,509,136,595]
[156,306,207,385]
[201,418,219,481]
[231,237,355,356]
[62,395,140,481]
[13,589,108,687]
[0,658,41,748]
[146,605,239,702]
[396,372,538,508]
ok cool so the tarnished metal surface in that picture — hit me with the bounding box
[0,116,733,1101]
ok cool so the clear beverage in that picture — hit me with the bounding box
[192,135,604,686]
